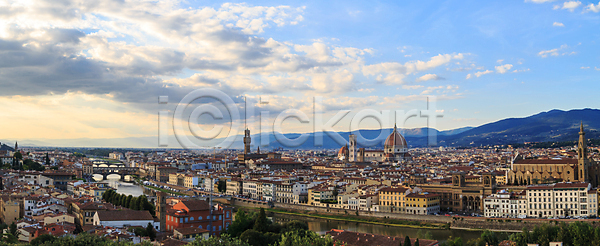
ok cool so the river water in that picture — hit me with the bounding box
[92,175,145,197]
[271,213,485,243]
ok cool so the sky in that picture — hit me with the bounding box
[1,0,600,147]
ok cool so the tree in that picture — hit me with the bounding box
[30,234,56,245]
[239,229,264,246]
[414,238,419,246]
[45,153,51,166]
[145,222,156,241]
[130,196,140,210]
[125,195,133,208]
[218,180,227,193]
[404,236,411,246]
[8,222,18,237]
[278,230,335,246]
[226,209,255,238]
[189,234,250,246]
[253,208,269,233]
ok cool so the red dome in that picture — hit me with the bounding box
[384,128,407,148]
[338,145,348,155]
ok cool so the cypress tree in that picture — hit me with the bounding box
[414,238,419,246]
[404,236,411,246]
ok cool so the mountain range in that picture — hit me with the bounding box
[3,108,599,149]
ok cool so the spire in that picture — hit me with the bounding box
[580,121,584,133]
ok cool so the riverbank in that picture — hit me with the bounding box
[239,206,450,230]
[132,177,188,196]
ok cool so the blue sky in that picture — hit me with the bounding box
[0,0,599,145]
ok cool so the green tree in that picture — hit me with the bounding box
[278,230,335,246]
[130,196,140,210]
[404,236,411,246]
[226,210,255,238]
[45,153,50,165]
[145,222,156,241]
[8,222,18,237]
[125,195,133,208]
[414,238,419,246]
[189,234,250,246]
[30,234,56,245]
[239,229,265,246]
[253,208,270,233]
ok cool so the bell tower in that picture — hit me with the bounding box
[156,192,167,232]
[578,122,588,182]
[348,134,357,162]
[243,129,251,155]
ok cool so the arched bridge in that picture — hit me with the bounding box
[87,166,139,180]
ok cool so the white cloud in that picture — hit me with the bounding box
[581,66,590,69]
[553,22,565,27]
[474,70,493,78]
[538,44,568,58]
[561,1,582,11]
[362,53,464,85]
[525,0,556,3]
[512,68,531,73]
[495,64,513,74]
[416,74,444,82]
[466,74,472,80]
[496,59,504,63]
[586,2,600,12]
[401,85,424,90]
[596,67,600,71]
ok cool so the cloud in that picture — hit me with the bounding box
[496,59,504,63]
[525,0,556,3]
[362,53,464,85]
[466,70,493,79]
[401,85,424,90]
[581,66,590,69]
[586,2,600,12]
[495,64,513,74]
[538,44,568,58]
[553,22,565,27]
[512,68,531,73]
[596,67,600,71]
[416,74,444,82]
[561,1,582,11]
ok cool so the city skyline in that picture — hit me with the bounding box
[1,0,600,146]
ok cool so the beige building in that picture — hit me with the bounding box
[0,196,22,224]
[507,124,600,187]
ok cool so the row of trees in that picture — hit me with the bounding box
[441,221,600,246]
[102,189,155,215]
[222,208,336,246]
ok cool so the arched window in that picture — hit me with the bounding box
[199,216,202,220]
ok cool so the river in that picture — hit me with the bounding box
[92,175,145,197]
[270,213,485,243]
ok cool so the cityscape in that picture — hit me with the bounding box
[2,1,600,246]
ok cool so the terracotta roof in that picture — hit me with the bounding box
[327,229,438,246]
[174,227,209,235]
[180,200,210,211]
[96,210,154,221]
[514,159,578,165]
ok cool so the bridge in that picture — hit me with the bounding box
[92,166,139,180]
[83,160,139,180]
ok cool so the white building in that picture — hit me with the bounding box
[93,210,158,229]
[526,182,596,218]
[484,190,521,218]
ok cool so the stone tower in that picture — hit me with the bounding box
[156,192,167,232]
[578,122,588,182]
[348,134,357,162]
[243,129,251,155]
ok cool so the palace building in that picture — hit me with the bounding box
[506,123,600,187]
[338,124,411,163]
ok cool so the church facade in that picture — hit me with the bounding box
[506,123,600,187]
[338,125,411,163]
